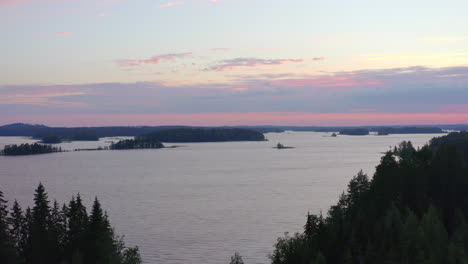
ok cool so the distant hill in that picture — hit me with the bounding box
[139,128,266,142]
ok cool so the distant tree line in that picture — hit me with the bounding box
[139,128,266,143]
[40,136,62,144]
[1,144,62,156]
[377,126,443,135]
[270,131,468,264]
[110,138,164,150]
[338,128,370,136]
[0,184,141,264]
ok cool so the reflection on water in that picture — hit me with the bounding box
[0,132,443,264]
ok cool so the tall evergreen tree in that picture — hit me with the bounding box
[0,189,17,264]
[30,183,52,264]
[66,194,88,262]
[8,200,26,263]
[84,198,117,264]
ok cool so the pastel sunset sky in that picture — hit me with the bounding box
[2,0,468,126]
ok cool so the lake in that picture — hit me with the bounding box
[0,132,444,264]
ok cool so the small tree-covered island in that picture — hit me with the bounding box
[1,143,62,156]
[270,131,468,264]
[0,184,141,264]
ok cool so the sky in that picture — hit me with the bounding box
[1,0,468,126]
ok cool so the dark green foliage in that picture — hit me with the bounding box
[271,132,468,264]
[40,136,62,144]
[338,128,369,136]
[1,143,61,156]
[140,128,266,142]
[377,127,443,135]
[0,190,18,264]
[230,252,245,264]
[110,138,164,150]
[0,184,141,264]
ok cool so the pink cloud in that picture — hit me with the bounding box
[0,87,89,107]
[37,32,73,37]
[0,0,31,7]
[159,1,183,8]
[117,52,192,67]
[209,58,305,71]
[271,76,382,88]
[98,13,110,17]
[438,104,468,113]
[312,57,325,61]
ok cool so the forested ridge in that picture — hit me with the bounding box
[270,131,468,264]
[0,184,141,264]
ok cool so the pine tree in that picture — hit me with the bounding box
[66,194,88,262]
[48,200,67,263]
[0,189,18,264]
[85,198,122,264]
[230,252,244,264]
[30,183,52,264]
[8,200,26,263]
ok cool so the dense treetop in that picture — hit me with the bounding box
[0,184,141,264]
[270,131,468,264]
[1,143,62,156]
[338,128,370,136]
[110,138,164,150]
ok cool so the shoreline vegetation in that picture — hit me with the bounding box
[0,123,454,139]
[269,131,468,264]
[0,184,141,264]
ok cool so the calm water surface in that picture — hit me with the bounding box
[0,132,444,264]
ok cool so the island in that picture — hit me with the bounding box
[338,128,370,135]
[138,128,266,143]
[1,143,62,156]
[275,143,294,149]
[110,138,164,150]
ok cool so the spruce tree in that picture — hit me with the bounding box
[8,200,26,263]
[85,198,115,264]
[66,194,88,262]
[30,183,51,264]
[0,189,18,264]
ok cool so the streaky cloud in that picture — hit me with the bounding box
[117,52,192,67]
[208,58,306,71]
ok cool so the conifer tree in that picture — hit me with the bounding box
[0,189,17,264]
[85,198,116,264]
[8,200,26,263]
[66,194,88,262]
[30,183,52,264]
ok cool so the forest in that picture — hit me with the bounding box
[338,128,370,136]
[270,131,468,264]
[110,138,164,150]
[139,128,266,142]
[1,144,62,156]
[0,184,141,264]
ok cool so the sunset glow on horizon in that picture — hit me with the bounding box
[2,0,468,126]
